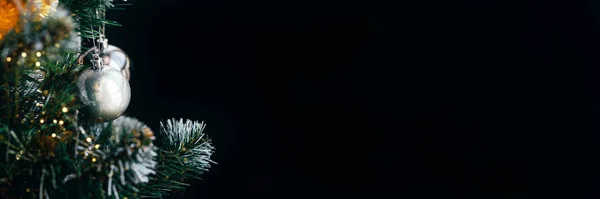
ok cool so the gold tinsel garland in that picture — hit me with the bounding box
[0,0,58,39]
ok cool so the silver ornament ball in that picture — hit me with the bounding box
[102,45,131,81]
[77,67,131,122]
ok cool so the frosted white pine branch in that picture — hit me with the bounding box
[159,118,215,171]
[106,116,157,184]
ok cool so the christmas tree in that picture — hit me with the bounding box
[0,0,215,198]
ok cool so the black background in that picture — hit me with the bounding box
[105,0,592,198]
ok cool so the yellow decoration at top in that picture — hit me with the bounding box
[0,0,58,40]
[0,0,19,39]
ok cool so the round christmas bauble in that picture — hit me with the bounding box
[102,45,131,80]
[77,67,131,122]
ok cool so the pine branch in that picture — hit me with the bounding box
[58,116,158,199]
[0,5,81,167]
[138,119,216,198]
[0,5,88,199]
[60,0,121,40]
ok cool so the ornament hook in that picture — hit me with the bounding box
[91,50,102,70]
[89,24,108,71]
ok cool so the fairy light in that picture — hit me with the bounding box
[21,52,26,57]
[52,119,57,124]
[62,107,68,113]
[6,57,11,62]
[39,119,44,124]
[86,137,92,143]
[51,133,56,138]
[94,144,100,149]
[36,52,41,57]
[35,61,41,67]
[58,120,64,125]
[92,157,97,162]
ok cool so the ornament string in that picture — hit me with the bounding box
[89,26,102,70]
[86,8,108,71]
